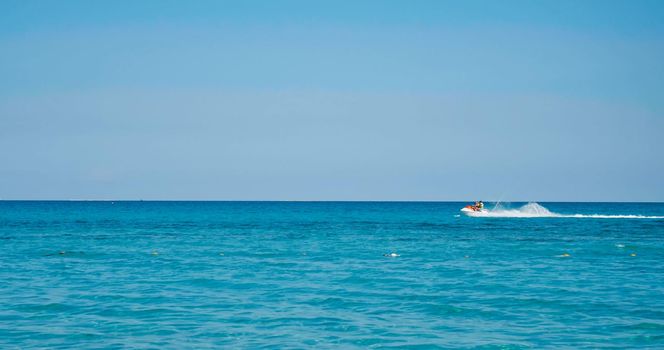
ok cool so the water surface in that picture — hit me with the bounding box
[1,201,663,349]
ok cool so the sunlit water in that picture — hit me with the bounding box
[1,201,663,349]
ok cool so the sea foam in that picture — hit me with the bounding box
[474,202,664,219]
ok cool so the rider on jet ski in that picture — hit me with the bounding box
[473,201,484,211]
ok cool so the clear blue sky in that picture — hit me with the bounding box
[1,0,663,201]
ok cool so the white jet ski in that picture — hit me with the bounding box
[460,204,488,217]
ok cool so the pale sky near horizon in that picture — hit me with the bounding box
[1,0,663,201]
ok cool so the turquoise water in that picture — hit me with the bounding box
[1,201,663,349]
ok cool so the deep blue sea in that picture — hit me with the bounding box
[1,201,663,349]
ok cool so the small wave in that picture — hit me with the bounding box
[471,203,664,219]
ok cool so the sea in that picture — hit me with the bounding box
[1,201,663,349]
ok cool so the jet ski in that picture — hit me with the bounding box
[460,203,488,216]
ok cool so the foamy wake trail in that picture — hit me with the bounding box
[478,203,664,219]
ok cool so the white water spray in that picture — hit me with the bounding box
[468,202,664,219]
